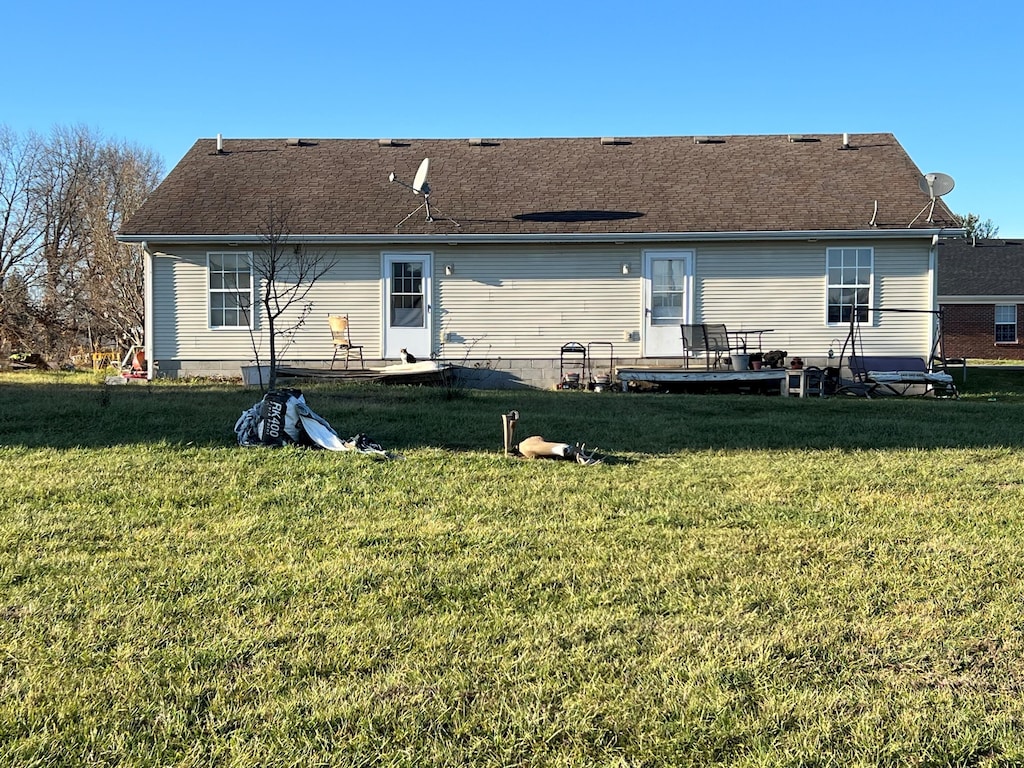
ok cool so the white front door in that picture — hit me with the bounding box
[383,253,432,360]
[643,250,693,357]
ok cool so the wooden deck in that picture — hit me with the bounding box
[615,365,789,394]
[276,361,450,385]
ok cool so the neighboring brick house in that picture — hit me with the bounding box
[938,238,1024,360]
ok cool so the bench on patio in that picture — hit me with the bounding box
[848,355,957,398]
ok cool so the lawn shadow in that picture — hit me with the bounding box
[2,377,1024,453]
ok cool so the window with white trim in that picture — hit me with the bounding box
[650,258,688,326]
[208,252,253,328]
[995,304,1017,343]
[826,247,872,325]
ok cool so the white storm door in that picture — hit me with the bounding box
[643,250,693,357]
[383,253,432,360]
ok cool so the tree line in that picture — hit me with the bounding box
[0,124,161,367]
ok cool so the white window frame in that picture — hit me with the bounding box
[995,304,1017,344]
[649,256,690,327]
[826,247,873,326]
[389,259,426,329]
[208,251,254,329]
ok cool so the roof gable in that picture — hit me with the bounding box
[120,134,957,238]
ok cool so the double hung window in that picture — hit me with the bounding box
[209,252,253,328]
[826,247,872,325]
[995,305,1017,343]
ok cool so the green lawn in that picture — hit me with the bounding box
[2,370,1024,767]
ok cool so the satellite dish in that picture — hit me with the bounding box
[387,157,459,230]
[412,158,430,196]
[920,172,955,200]
[909,171,956,227]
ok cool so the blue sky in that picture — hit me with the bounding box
[7,0,1022,236]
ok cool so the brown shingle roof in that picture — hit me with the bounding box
[120,133,957,238]
[938,238,1024,295]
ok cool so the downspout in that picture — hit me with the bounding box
[928,234,939,365]
[142,241,154,381]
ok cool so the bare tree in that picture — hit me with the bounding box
[32,125,97,360]
[82,140,162,351]
[0,127,45,356]
[0,124,162,364]
[245,201,333,390]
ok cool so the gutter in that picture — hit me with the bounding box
[117,228,964,246]
[939,295,1024,304]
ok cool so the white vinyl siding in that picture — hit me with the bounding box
[696,240,932,359]
[435,245,639,358]
[152,246,383,363]
[149,238,937,371]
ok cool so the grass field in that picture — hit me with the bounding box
[2,368,1024,767]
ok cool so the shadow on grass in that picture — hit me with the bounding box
[2,372,1024,453]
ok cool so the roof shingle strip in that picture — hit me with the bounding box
[121,134,958,237]
[938,238,1024,295]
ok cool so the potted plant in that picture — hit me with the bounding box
[749,352,764,370]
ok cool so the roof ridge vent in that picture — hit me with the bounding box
[600,137,631,145]
[693,136,725,145]
[468,138,500,146]
[787,134,819,143]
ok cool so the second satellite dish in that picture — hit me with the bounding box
[908,171,956,227]
[920,172,955,200]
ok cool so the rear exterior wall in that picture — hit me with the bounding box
[149,238,937,387]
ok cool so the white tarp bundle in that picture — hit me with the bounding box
[234,388,395,457]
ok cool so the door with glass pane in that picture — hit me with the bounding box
[643,250,693,357]
[383,253,432,360]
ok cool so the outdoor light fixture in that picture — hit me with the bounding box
[444,264,454,276]
[621,263,631,275]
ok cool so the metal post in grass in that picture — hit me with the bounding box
[502,410,519,455]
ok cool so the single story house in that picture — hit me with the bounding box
[938,237,1024,360]
[117,133,961,387]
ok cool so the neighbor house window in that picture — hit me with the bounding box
[995,305,1017,343]
[208,252,253,328]
[826,247,873,324]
